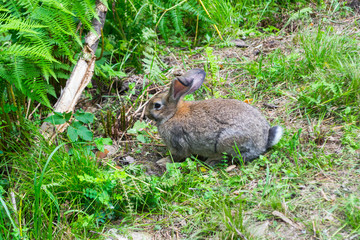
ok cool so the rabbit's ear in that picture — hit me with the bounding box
[170,68,206,101]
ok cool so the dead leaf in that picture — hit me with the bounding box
[225,165,237,172]
[96,149,109,159]
[320,189,330,201]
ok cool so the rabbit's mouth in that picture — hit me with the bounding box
[145,112,156,121]
[144,106,155,121]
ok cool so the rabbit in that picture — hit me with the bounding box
[145,68,283,164]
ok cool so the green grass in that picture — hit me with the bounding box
[1,1,360,239]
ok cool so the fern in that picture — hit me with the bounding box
[182,1,214,23]
[170,7,185,36]
[0,14,46,34]
[0,0,96,104]
[205,47,219,82]
[284,7,313,28]
[141,28,167,80]
[0,0,97,136]
[158,14,170,42]
[109,0,213,44]
[23,77,55,107]
[7,43,58,63]
[299,78,344,110]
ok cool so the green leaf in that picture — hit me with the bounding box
[67,125,78,142]
[74,111,94,124]
[136,134,147,143]
[94,138,113,152]
[127,120,148,134]
[71,121,83,128]
[68,120,93,142]
[64,112,73,122]
[43,112,66,125]
[84,188,97,199]
[77,125,93,141]
[98,191,110,205]
[101,63,126,78]
[127,128,137,134]
[78,174,95,183]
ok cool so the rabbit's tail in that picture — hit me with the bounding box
[267,126,283,149]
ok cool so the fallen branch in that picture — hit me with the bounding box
[272,210,304,230]
[41,1,108,139]
[10,191,18,226]
[228,220,248,240]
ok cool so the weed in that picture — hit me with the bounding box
[127,120,157,145]
[341,125,360,151]
[141,28,168,80]
[284,7,313,29]
[297,27,360,113]
[43,110,94,142]
[343,195,360,230]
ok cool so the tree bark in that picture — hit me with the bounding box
[41,1,107,139]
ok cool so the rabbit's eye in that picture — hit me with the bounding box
[154,102,162,110]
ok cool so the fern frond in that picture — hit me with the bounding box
[23,77,53,107]
[3,0,22,18]
[158,15,170,42]
[7,43,58,63]
[182,1,213,23]
[170,7,185,36]
[0,14,46,34]
[285,7,313,28]
[134,2,150,24]
[141,28,167,80]
[41,0,75,16]
[152,0,166,10]
[73,0,96,30]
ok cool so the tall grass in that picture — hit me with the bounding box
[245,25,360,116]
[298,27,360,113]
[0,124,99,238]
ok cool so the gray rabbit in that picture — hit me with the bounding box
[145,68,283,164]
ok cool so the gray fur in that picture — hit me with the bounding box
[145,69,283,162]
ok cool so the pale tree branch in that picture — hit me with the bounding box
[41,1,108,139]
